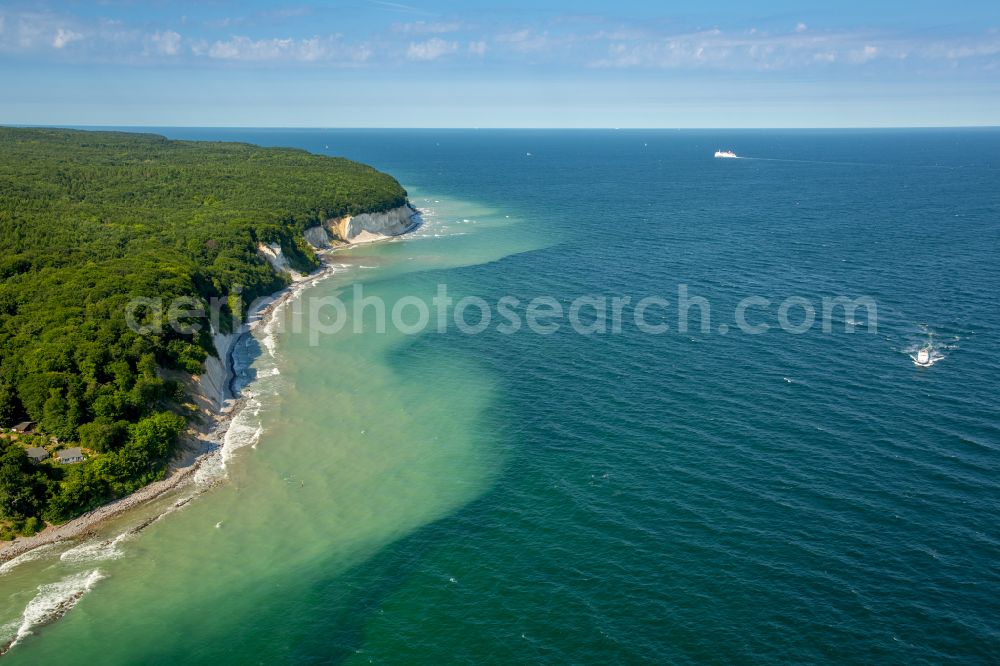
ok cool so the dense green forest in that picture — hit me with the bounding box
[0,127,407,535]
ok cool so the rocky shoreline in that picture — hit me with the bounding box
[0,282,289,563]
[0,205,419,563]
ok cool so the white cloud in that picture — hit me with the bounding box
[588,27,926,70]
[393,21,462,35]
[495,28,549,52]
[406,37,458,60]
[208,36,291,60]
[204,17,243,29]
[203,35,370,63]
[0,7,997,75]
[12,16,45,49]
[52,27,82,49]
[494,28,582,54]
[848,44,879,63]
[497,28,531,44]
[148,30,181,56]
[940,41,1000,59]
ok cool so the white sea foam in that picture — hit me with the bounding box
[192,450,224,486]
[0,543,58,576]
[223,421,264,464]
[261,325,278,358]
[146,495,197,529]
[0,569,104,654]
[59,531,131,564]
[195,393,264,485]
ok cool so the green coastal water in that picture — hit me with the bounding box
[0,189,551,663]
[3,129,999,663]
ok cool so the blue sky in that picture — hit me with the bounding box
[1,1,998,127]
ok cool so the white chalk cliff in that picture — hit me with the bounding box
[256,242,297,276]
[190,329,238,414]
[193,202,416,413]
[333,204,417,244]
[303,204,417,247]
[302,225,331,248]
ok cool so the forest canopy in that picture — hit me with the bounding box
[0,127,407,533]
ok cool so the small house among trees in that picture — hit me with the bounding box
[56,447,84,464]
[25,446,48,463]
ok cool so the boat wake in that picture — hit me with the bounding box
[909,346,944,367]
[905,326,958,367]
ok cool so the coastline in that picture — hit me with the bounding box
[0,205,420,564]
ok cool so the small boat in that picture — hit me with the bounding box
[714,150,738,159]
[913,347,934,367]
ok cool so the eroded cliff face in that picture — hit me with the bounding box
[191,330,238,412]
[302,225,331,248]
[329,204,417,244]
[194,203,416,413]
[256,243,292,274]
[300,204,418,249]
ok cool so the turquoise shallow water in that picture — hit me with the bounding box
[2,129,999,663]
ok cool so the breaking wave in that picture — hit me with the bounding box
[0,543,58,576]
[59,532,131,564]
[0,569,105,655]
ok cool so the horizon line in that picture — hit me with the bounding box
[5,124,1000,131]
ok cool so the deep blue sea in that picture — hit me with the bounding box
[9,128,1000,664]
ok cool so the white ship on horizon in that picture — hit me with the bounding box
[714,150,738,159]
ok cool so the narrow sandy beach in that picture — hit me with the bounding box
[0,251,344,563]
[1,203,422,564]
